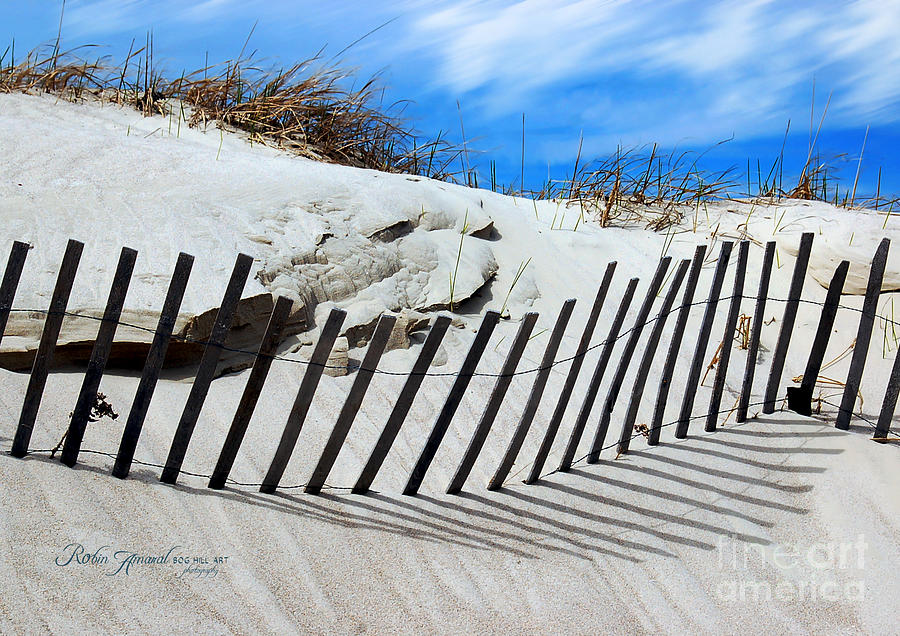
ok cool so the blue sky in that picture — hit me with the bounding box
[4,0,900,198]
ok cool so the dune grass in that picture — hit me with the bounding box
[0,39,464,179]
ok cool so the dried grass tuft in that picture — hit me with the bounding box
[0,42,463,179]
[527,142,739,231]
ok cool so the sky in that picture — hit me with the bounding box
[4,0,900,198]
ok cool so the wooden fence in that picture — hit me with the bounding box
[1,233,897,497]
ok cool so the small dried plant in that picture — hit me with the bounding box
[51,392,119,458]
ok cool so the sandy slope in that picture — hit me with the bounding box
[0,93,898,634]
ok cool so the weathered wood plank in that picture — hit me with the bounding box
[786,260,849,417]
[558,278,639,472]
[649,245,706,445]
[447,312,538,494]
[260,307,346,493]
[61,246,138,467]
[617,257,690,455]
[762,232,815,413]
[305,314,397,494]
[526,262,616,484]
[589,257,671,462]
[11,239,84,458]
[488,299,576,490]
[112,252,194,478]
[674,241,734,439]
[351,315,451,494]
[0,241,30,347]
[836,237,890,430]
[736,241,775,423]
[208,295,293,490]
[402,310,500,496]
[875,347,900,442]
[705,240,749,432]
[160,253,253,484]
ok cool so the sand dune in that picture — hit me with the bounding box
[1,93,898,634]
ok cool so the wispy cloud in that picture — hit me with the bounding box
[401,0,900,150]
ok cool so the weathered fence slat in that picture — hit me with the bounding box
[60,246,138,467]
[589,257,671,462]
[11,239,84,458]
[351,315,451,495]
[0,241,30,346]
[488,299,576,490]
[736,241,775,423]
[527,262,616,484]
[208,296,293,489]
[705,240,749,432]
[786,260,849,416]
[836,237,890,430]
[762,232,815,413]
[674,241,734,439]
[112,252,194,478]
[160,253,253,484]
[260,307,346,493]
[617,257,690,455]
[304,314,397,494]
[875,347,900,442]
[402,310,500,496]
[558,278,639,472]
[649,245,706,445]
[447,312,538,494]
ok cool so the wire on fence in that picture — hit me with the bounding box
[818,398,899,437]
[7,292,900,379]
[25,399,778,492]
[23,393,896,496]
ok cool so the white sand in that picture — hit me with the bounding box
[0,92,898,634]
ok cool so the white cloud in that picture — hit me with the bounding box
[401,0,900,146]
[819,0,900,119]
[411,0,636,93]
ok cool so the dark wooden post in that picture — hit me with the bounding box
[209,295,293,489]
[527,262,616,484]
[488,299,576,490]
[736,241,775,423]
[11,239,84,458]
[589,257,671,462]
[875,348,900,442]
[617,257,690,455]
[649,245,706,444]
[260,307,346,493]
[112,252,194,478]
[558,278,639,472]
[836,238,890,430]
[763,232,815,413]
[674,241,734,439]
[160,253,253,484]
[402,310,500,496]
[61,246,138,467]
[705,240,749,432]
[351,315,452,494]
[0,241,30,346]
[305,314,397,494]
[447,312,538,494]
[786,261,849,416]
